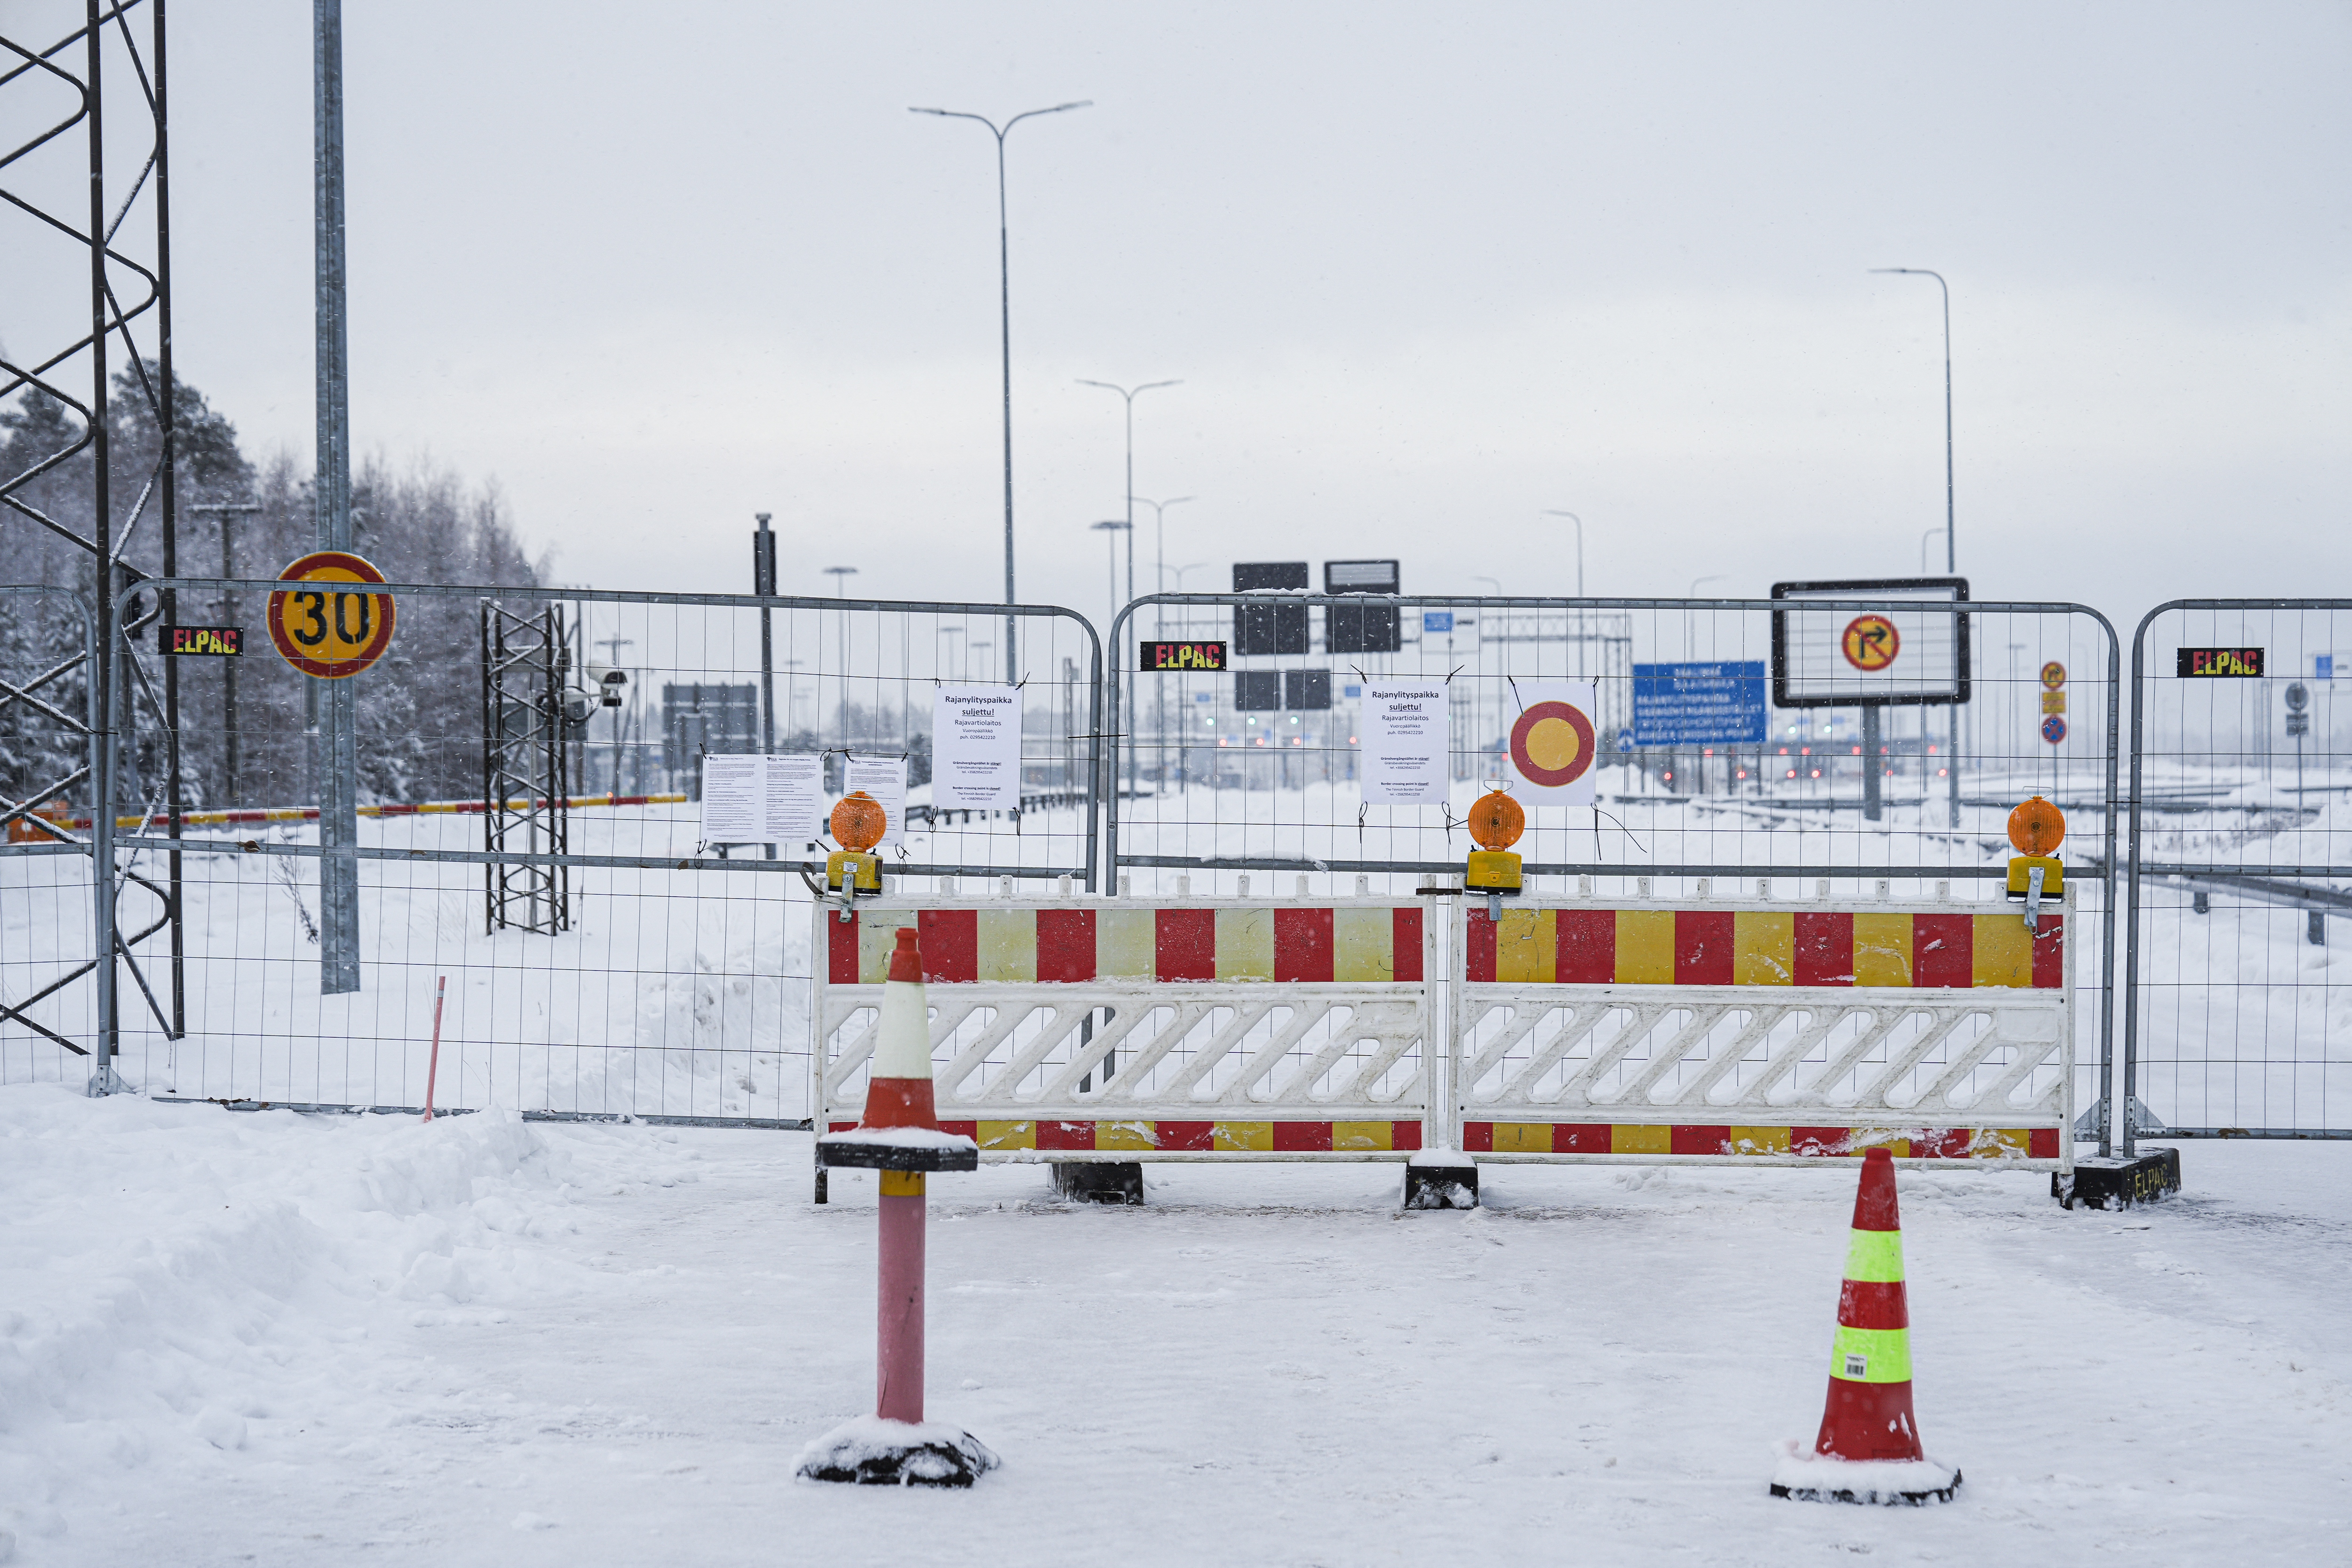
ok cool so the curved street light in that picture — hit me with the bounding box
[1869,267,1954,574]
[1542,510,1585,598]
[911,99,1093,680]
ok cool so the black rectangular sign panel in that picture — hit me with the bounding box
[1140,640,1227,671]
[1235,602,1309,656]
[1233,561,1309,592]
[159,624,242,656]
[1234,670,1283,710]
[2176,647,2264,677]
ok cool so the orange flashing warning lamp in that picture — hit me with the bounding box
[2005,795,2064,930]
[826,790,886,894]
[1466,788,1525,899]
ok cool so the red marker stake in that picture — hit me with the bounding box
[798,927,993,1486]
[421,975,446,1122]
[876,1168,926,1422]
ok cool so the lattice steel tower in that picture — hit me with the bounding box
[480,601,572,933]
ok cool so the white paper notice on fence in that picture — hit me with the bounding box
[841,755,909,846]
[932,685,1024,811]
[1505,680,1599,808]
[699,754,764,844]
[1361,679,1450,805]
[701,754,823,845]
[763,753,825,843]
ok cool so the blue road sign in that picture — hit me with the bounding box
[1631,661,1768,746]
[1616,729,1635,753]
[1422,610,1454,634]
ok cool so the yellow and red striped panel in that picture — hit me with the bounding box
[1462,1122,2060,1159]
[828,907,1425,986]
[1464,908,2061,988]
[824,1118,1422,1152]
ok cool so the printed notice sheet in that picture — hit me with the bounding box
[763,754,824,842]
[699,753,824,844]
[1361,679,1450,805]
[841,755,909,846]
[932,685,1024,811]
[699,754,763,844]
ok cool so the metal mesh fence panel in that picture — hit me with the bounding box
[1109,593,2122,1148]
[101,580,1098,1122]
[0,586,100,1081]
[2123,601,2352,1146]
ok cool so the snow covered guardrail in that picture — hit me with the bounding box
[1451,885,2075,1173]
[812,896,1436,1161]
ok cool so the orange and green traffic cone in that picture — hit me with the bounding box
[1771,1146,1961,1505]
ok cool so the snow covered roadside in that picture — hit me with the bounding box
[4,1085,2348,1565]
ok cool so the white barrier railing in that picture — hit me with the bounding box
[1451,887,2075,1170]
[811,885,2075,1179]
[812,896,1434,1160]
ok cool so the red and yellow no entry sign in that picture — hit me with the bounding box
[1509,700,1596,788]
[268,550,396,678]
[1841,614,1900,672]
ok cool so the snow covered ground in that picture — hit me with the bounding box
[5,1083,2346,1566]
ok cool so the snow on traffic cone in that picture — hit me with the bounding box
[799,927,994,1488]
[1771,1147,1961,1505]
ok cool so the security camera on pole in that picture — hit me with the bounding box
[799,926,991,1488]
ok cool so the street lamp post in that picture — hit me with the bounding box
[1542,510,1584,598]
[1077,380,1180,799]
[1132,493,1194,779]
[1090,519,1134,796]
[189,502,262,803]
[825,565,858,758]
[1873,265,1959,827]
[912,99,1092,684]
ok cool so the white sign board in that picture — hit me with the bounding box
[932,685,1024,811]
[1772,580,1967,707]
[840,755,909,847]
[1360,679,1450,805]
[1505,680,1599,807]
[764,754,825,842]
[699,753,823,845]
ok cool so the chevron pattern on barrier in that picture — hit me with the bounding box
[1454,989,2068,1151]
[814,902,1434,1152]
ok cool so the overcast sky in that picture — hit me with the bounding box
[26,1,2352,637]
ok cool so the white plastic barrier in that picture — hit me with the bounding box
[1450,886,2074,1171]
[812,894,1435,1161]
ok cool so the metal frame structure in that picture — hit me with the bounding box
[2121,599,2352,1151]
[480,599,572,934]
[1104,592,2125,1153]
[2,2,183,1079]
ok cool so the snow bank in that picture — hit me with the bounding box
[0,1085,583,1552]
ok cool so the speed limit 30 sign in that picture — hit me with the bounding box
[268,550,397,678]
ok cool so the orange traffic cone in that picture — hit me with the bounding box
[1771,1147,1961,1505]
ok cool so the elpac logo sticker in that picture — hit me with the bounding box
[2176,648,2264,677]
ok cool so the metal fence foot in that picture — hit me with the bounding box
[1050,1162,1143,1204]
[2052,1148,2181,1210]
